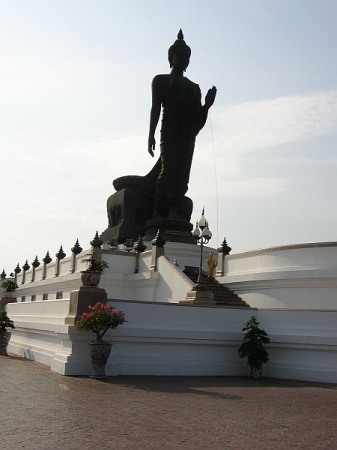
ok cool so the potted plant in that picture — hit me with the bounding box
[238,316,270,378]
[0,311,15,356]
[1,280,18,297]
[80,251,109,287]
[75,301,126,379]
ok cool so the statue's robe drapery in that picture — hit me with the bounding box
[104,73,207,243]
[152,74,206,214]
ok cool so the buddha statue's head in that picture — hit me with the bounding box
[168,29,191,71]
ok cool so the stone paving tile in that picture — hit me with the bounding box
[1,354,337,449]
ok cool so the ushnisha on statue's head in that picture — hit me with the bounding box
[168,29,191,71]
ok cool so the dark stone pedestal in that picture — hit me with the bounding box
[101,187,154,244]
[144,217,195,244]
[100,178,195,245]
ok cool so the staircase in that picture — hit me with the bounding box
[183,266,249,308]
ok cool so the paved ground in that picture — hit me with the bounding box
[1,355,337,449]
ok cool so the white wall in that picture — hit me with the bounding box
[6,298,337,383]
[255,309,337,383]
[221,242,337,309]
[5,241,337,383]
[12,241,337,310]
[153,257,194,302]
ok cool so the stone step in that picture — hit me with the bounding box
[183,266,249,308]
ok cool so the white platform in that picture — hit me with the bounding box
[222,241,337,309]
[4,241,337,383]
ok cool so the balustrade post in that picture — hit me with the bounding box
[31,256,40,282]
[216,238,231,277]
[70,239,83,273]
[21,260,30,284]
[55,246,66,277]
[42,251,52,280]
[151,230,166,271]
[90,231,103,259]
[134,236,147,273]
[14,264,21,284]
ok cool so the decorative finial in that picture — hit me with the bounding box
[178,29,184,40]
[43,251,52,264]
[218,237,231,255]
[71,239,83,255]
[198,208,207,229]
[152,229,166,248]
[1,269,6,280]
[56,246,66,260]
[134,235,147,253]
[90,231,103,249]
[23,260,30,271]
[14,264,21,274]
[32,256,40,268]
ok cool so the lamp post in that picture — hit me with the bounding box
[192,208,212,290]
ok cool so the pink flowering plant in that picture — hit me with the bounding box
[75,302,126,342]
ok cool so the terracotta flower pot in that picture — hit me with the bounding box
[89,340,112,379]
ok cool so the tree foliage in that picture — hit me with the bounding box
[238,316,270,373]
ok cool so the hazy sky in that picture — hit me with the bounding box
[1,0,336,273]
